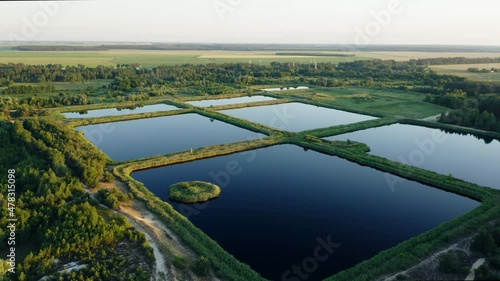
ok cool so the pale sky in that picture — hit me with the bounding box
[0,0,499,45]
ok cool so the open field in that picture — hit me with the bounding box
[359,51,500,61]
[260,86,448,119]
[431,63,500,81]
[2,48,500,67]
[0,50,368,67]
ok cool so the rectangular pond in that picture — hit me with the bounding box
[186,95,276,107]
[220,102,377,132]
[326,124,500,190]
[64,103,179,119]
[77,113,265,161]
[132,144,479,281]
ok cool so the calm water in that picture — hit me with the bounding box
[64,104,178,118]
[77,113,265,161]
[132,144,478,281]
[327,124,500,190]
[220,102,377,132]
[186,95,276,107]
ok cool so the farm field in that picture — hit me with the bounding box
[2,48,500,67]
[431,63,500,81]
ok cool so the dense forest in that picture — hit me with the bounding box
[0,120,154,280]
[426,90,500,132]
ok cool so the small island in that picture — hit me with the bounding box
[168,181,221,203]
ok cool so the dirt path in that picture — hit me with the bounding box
[380,237,473,281]
[465,258,486,280]
[121,208,171,281]
[421,114,443,122]
[111,180,222,281]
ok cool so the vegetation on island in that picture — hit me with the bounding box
[168,181,221,204]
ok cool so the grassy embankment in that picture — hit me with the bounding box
[64,108,192,127]
[301,117,398,138]
[402,119,500,140]
[54,98,179,113]
[201,98,291,111]
[59,95,288,128]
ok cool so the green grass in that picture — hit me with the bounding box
[4,49,500,67]
[53,79,113,91]
[265,86,447,119]
[431,63,500,82]
[0,50,368,67]
[168,181,221,203]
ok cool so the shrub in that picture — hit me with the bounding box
[103,171,115,182]
[439,253,462,274]
[192,256,211,277]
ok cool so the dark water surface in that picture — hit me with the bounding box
[327,124,500,190]
[186,95,276,107]
[132,144,479,281]
[77,113,265,161]
[220,102,377,132]
[64,103,179,118]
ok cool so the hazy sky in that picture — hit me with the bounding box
[0,0,499,45]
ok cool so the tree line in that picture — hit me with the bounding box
[2,84,56,95]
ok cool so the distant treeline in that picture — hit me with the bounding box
[16,45,109,51]
[410,57,500,66]
[468,67,499,73]
[275,52,355,57]
[13,43,500,52]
